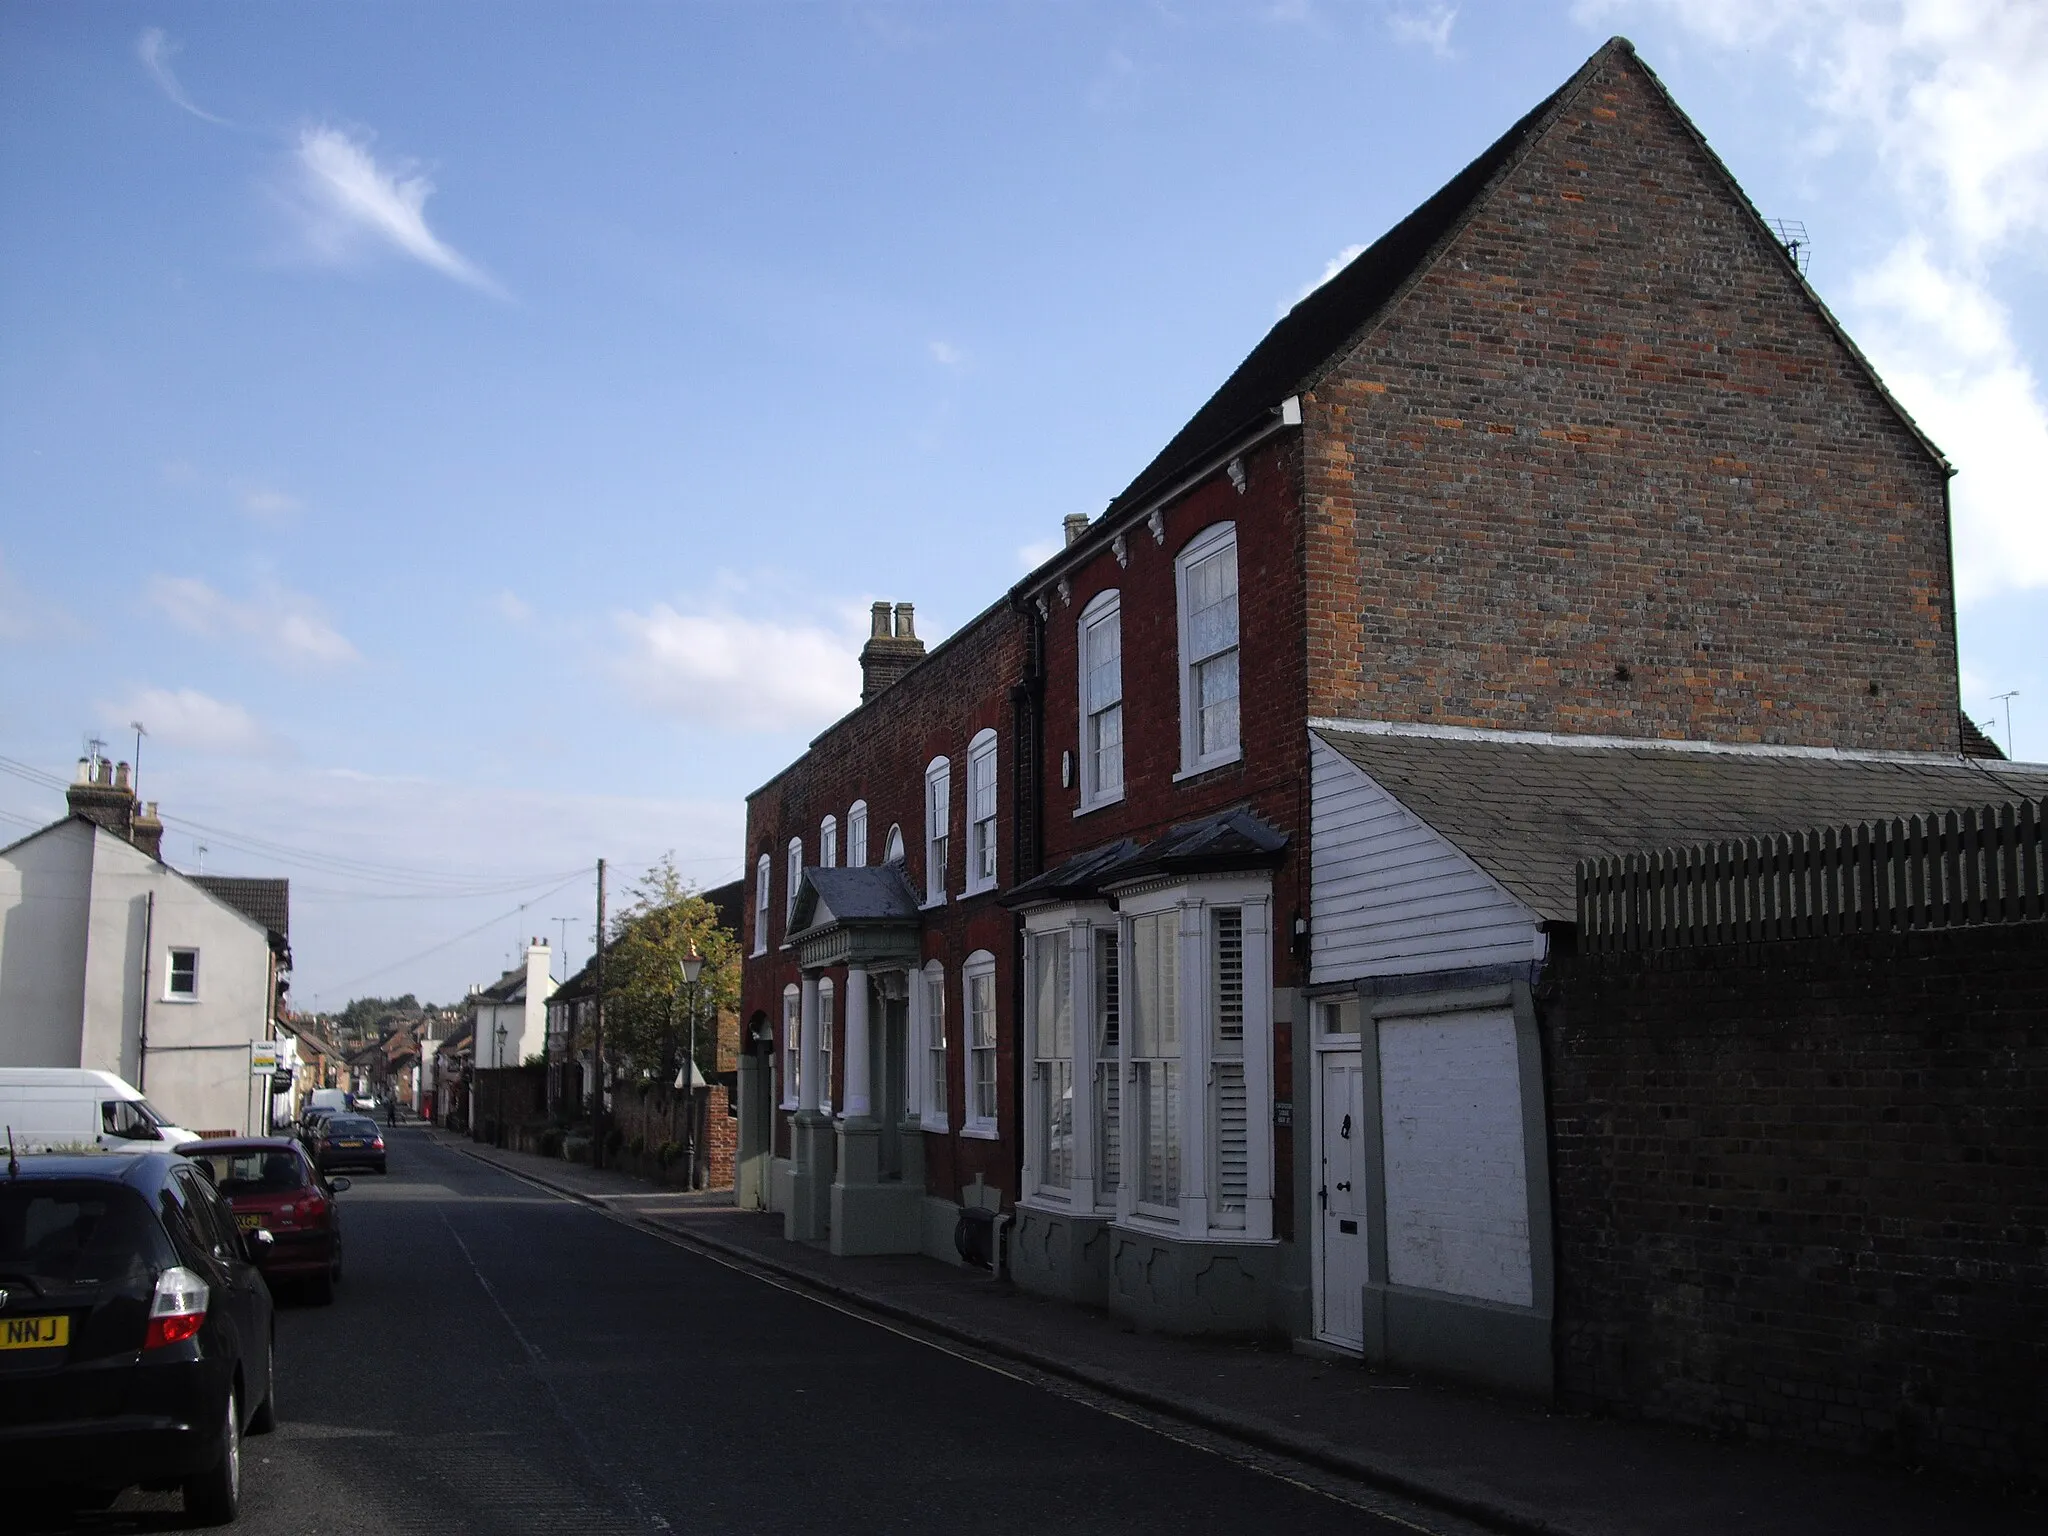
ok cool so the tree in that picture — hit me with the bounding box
[601,855,740,1086]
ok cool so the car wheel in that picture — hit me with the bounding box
[249,1333,278,1435]
[182,1385,240,1524]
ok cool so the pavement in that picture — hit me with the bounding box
[436,1125,2045,1536]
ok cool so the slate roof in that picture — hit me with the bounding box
[1316,726,2048,923]
[191,876,290,942]
[476,965,528,1004]
[1960,712,2007,760]
[790,864,922,936]
[1004,810,1288,907]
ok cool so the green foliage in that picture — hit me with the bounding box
[537,1127,565,1158]
[656,1140,682,1168]
[599,853,742,1083]
[628,1133,646,1157]
[522,1052,547,1069]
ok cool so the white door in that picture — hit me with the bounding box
[1316,1050,1371,1348]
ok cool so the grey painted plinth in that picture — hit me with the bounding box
[785,1113,835,1243]
[1010,1204,1112,1308]
[920,1197,965,1266]
[828,1118,922,1256]
[1107,1227,1287,1335]
[1361,1282,1554,1400]
[767,1156,794,1216]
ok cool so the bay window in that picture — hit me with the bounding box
[1128,911,1181,1214]
[1030,929,1074,1194]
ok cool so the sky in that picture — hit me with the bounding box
[2,1,2043,1010]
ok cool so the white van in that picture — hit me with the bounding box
[0,1068,201,1155]
[307,1087,351,1116]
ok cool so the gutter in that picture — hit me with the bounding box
[1014,397,1302,603]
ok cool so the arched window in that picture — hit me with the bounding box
[786,837,803,925]
[780,983,800,1107]
[883,822,905,864]
[1176,522,1240,774]
[962,949,999,1138]
[966,729,998,895]
[820,814,839,870]
[1078,589,1124,808]
[753,854,771,956]
[915,959,949,1131]
[924,757,951,905]
[817,977,836,1113]
[847,801,869,868]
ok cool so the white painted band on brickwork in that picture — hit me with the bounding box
[1310,716,2005,766]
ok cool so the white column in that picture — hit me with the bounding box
[799,974,822,1115]
[842,966,871,1118]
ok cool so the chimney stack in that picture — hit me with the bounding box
[67,755,136,844]
[1063,513,1090,546]
[859,599,927,703]
[130,801,164,862]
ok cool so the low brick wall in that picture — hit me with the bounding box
[1547,921,2048,1484]
[608,1082,736,1190]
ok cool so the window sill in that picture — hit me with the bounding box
[1072,791,1125,819]
[920,894,947,911]
[160,995,199,1005]
[1172,752,1243,785]
[960,1120,1000,1141]
[779,1099,798,1112]
[918,1115,952,1135]
[1111,1216,1278,1246]
[959,878,998,900]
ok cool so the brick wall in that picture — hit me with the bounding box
[1547,921,2048,1483]
[742,599,1026,1206]
[609,1082,736,1189]
[1302,46,1957,752]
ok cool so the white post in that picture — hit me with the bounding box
[842,967,871,1118]
[799,974,822,1115]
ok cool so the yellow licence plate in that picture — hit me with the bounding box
[1,1315,69,1351]
[338,1140,363,1148]
[237,1213,264,1231]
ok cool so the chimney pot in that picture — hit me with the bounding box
[75,758,91,785]
[1063,513,1090,546]
[114,762,131,790]
[893,603,916,640]
[859,598,928,703]
[870,601,893,639]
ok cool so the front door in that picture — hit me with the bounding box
[1316,1049,1371,1349]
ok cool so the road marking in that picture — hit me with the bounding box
[439,1141,1486,1536]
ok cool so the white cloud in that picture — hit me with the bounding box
[1386,3,1458,57]
[928,339,965,367]
[494,589,533,624]
[1289,242,1368,312]
[101,688,280,758]
[612,605,862,733]
[1590,0,2048,602]
[241,488,302,523]
[1017,537,1063,571]
[146,574,359,666]
[0,548,76,643]
[136,28,229,126]
[288,125,505,297]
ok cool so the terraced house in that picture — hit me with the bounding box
[738,36,2041,1434]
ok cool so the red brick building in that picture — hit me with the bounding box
[740,36,2023,1397]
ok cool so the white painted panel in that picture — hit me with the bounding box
[1378,1010,1531,1307]
[1309,735,1539,982]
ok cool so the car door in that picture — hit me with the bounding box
[172,1168,270,1410]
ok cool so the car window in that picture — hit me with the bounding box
[327,1118,378,1137]
[188,1149,307,1195]
[0,1183,174,1282]
[170,1167,236,1259]
[100,1100,154,1139]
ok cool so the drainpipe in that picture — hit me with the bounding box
[137,891,155,1091]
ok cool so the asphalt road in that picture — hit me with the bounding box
[26,1126,1458,1535]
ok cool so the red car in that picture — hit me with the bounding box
[175,1137,349,1304]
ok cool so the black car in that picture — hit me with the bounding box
[313,1115,387,1175]
[0,1151,276,1523]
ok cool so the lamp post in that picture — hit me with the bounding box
[679,940,704,1191]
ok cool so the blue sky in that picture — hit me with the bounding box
[3,2,2043,1009]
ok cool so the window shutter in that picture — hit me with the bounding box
[1095,929,1120,1197]
[1211,908,1246,1228]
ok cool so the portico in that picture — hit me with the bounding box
[782,865,927,1256]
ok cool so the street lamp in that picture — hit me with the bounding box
[678,941,704,1191]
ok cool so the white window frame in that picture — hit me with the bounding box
[884,822,905,864]
[780,983,800,1108]
[1174,521,1242,778]
[964,729,998,896]
[754,855,771,956]
[962,949,999,1139]
[165,947,199,1001]
[1076,590,1125,813]
[1025,925,1074,1198]
[786,837,803,926]
[913,958,950,1133]
[1111,876,1274,1242]
[817,977,835,1114]
[923,757,950,908]
[847,801,869,868]
[820,815,839,870]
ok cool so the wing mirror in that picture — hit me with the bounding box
[244,1228,275,1261]
[329,1177,352,1194]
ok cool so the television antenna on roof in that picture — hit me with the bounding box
[1992,691,2020,758]
[1769,219,1810,275]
